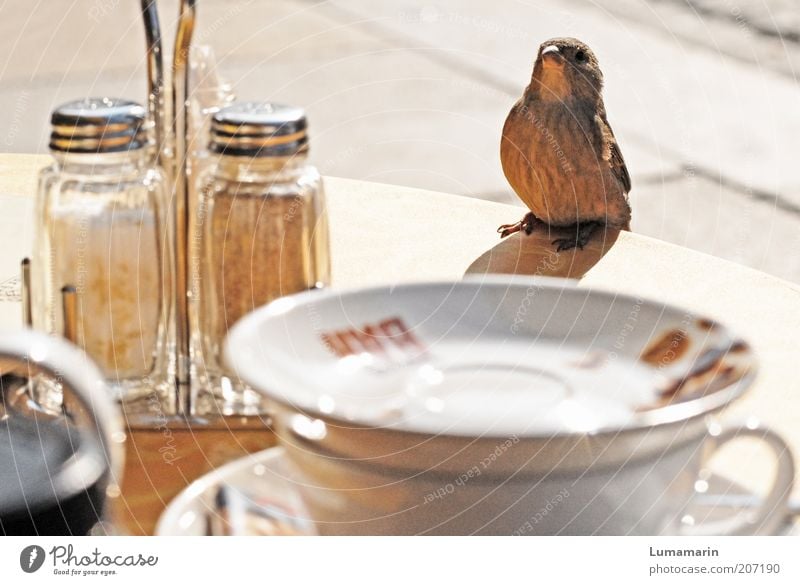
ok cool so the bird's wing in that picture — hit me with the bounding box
[597,112,631,193]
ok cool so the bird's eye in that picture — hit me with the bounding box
[574,50,587,63]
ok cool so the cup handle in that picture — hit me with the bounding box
[681,418,795,536]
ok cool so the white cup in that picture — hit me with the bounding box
[279,412,793,535]
[226,277,795,535]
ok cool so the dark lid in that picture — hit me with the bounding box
[50,97,150,153]
[0,415,107,535]
[210,102,308,157]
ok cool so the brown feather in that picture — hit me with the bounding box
[500,38,631,229]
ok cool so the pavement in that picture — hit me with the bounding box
[0,0,798,282]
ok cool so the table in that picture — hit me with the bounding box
[1,153,797,534]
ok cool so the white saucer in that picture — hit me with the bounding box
[225,278,755,439]
[156,447,798,536]
[156,447,317,536]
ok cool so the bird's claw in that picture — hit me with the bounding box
[552,238,583,252]
[551,221,601,252]
[498,212,542,239]
[497,223,520,238]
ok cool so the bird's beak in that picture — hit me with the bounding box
[540,45,565,70]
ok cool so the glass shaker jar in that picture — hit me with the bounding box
[197,102,330,399]
[33,98,171,402]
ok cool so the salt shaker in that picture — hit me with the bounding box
[197,102,330,397]
[33,98,171,401]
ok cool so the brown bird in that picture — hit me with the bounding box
[498,37,631,251]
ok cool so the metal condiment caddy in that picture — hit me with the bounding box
[18,0,330,439]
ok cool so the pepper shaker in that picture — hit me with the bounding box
[32,98,172,402]
[196,102,330,400]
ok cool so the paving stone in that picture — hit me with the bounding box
[599,0,800,78]
[675,0,800,41]
[630,174,800,283]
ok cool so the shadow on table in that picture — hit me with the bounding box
[465,224,622,280]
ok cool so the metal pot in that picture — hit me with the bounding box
[0,331,124,535]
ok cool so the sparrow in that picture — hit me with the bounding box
[498,37,631,251]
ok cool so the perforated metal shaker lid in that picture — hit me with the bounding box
[210,102,308,157]
[49,97,150,154]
